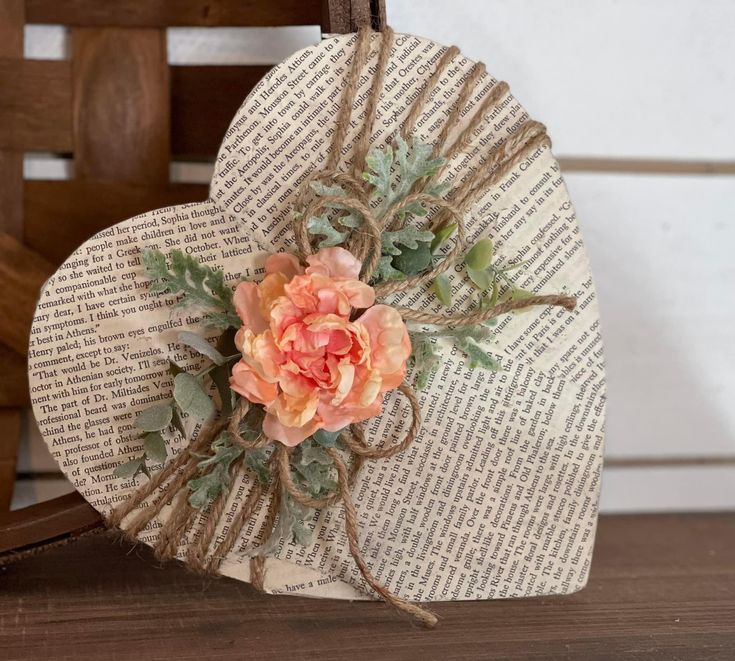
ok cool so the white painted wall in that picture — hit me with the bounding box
[13,1,735,512]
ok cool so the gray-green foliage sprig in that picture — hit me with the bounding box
[187,431,244,508]
[305,134,450,281]
[409,325,501,390]
[142,248,241,330]
[113,329,240,482]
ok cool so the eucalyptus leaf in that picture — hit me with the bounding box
[466,266,493,290]
[143,431,167,464]
[113,456,144,479]
[211,363,234,418]
[173,372,215,420]
[433,273,452,307]
[464,238,494,270]
[135,401,173,432]
[505,287,536,313]
[178,331,226,365]
[430,223,457,253]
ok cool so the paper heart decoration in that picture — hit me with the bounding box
[28,31,606,605]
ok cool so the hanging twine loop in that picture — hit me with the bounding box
[108,26,577,629]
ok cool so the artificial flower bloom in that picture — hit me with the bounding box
[230,247,411,446]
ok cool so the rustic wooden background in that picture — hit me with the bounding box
[6,0,734,513]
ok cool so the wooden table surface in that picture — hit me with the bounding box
[1,512,733,660]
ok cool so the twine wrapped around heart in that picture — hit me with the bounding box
[107,26,576,628]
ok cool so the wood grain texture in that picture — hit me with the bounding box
[0,232,54,356]
[0,492,99,555]
[26,0,323,27]
[171,65,271,160]
[0,58,72,152]
[0,0,24,57]
[0,0,25,512]
[0,343,29,407]
[71,29,170,184]
[323,0,386,32]
[0,513,733,659]
[24,180,209,264]
[0,409,21,510]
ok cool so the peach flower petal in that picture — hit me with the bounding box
[233,281,268,333]
[305,246,361,279]
[265,252,303,279]
[232,248,410,447]
[263,412,319,447]
[230,362,278,405]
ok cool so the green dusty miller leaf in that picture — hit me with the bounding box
[142,248,240,328]
[261,491,314,554]
[373,256,405,283]
[173,372,215,420]
[311,428,343,448]
[178,331,226,365]
[187,472,223,509]
[381,226,434,256]
[393,242,432,275]
[188,432,244,508]
[293,444,337,498]
[300,443,331,465]
[135,401,173,432]
[246,447,271,485]
[113,456,145,479]
[363,143,394,199]
[364,135,447,219]
[143,431,167,464]
[409,333,442,390]
[393,134,445,201]
[456,336,502,371]
[306,215,348,248]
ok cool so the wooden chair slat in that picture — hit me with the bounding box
[171,64,272,161]
[0,344,29,408]
[0,232,54,355]
[71,29,170,184]
[26,0,323,28]
[24,180,209,263]
[0,492,100,555]
[0,410,22,511]
[0,0,25,511]
[0,58,72,152]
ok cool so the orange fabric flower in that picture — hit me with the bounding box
[230,247,411,446]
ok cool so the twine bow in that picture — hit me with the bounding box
[108,27,576,629]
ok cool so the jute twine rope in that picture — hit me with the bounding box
[107,27,576,628]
